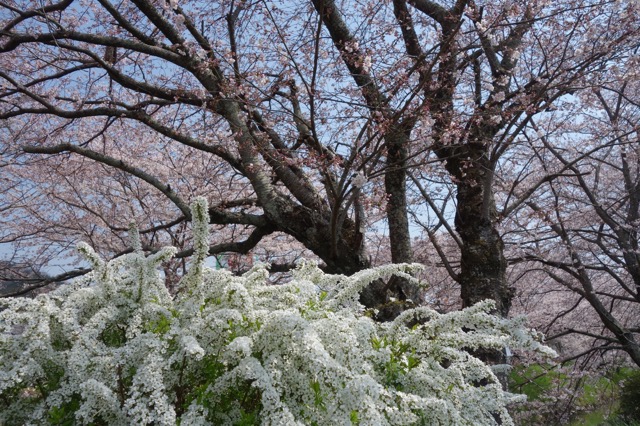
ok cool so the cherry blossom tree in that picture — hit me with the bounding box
[503,58,640,366]
[1,0,639,321]
[394,0,640,317]
[1,0,382,300]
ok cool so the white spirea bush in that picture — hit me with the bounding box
[0,198,555,426]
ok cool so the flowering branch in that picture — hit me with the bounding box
[0,198,555,425]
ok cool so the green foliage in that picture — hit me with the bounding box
[311,380,325,409]
[619,370,640,422]
[509,363,559,401]
[101,322,128,347]
[602,419,640,426]
[48,396,81,426]
[350,409,360,425]
[511,364,640,425]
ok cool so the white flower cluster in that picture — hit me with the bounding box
[0,198,555,425]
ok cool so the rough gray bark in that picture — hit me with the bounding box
[445,151,511,316]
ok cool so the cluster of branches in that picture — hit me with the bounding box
[1,0,639,364]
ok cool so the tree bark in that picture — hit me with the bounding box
[449,154,513,399]
[438,137,512,316]
[455,174,511,317]
[383,130,420,307]
[385,131,413,266]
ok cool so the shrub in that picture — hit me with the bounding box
[0,198,555,425]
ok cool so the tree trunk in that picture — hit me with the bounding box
[455,175,511,316]
[385,132,412,266]
[445,148,512,395]
[274,203,370,276]
[384,130,421,307]
[438,131,512,316]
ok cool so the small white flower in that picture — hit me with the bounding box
[352,171,367,189]
[181,335,205,359]
[362,55,372,72]
[493,91,506,102]
[0,198,555,426]
[489,115,503,125]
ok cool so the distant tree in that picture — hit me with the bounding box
[0,260,56,297]
[508,71,640,366]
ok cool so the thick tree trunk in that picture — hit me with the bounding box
[445,148,512,395]
[275,202,403,314]
[385,133,413,267]
[384,131,421,307]
[273,203,370,276]
[439,137,513,316]
[455,176,511,316]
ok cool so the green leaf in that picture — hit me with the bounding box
[311,380,325,408]
[350,410,360,425]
